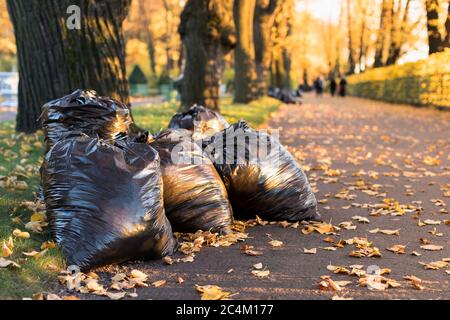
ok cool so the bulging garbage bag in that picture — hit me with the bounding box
[151,129,233,234]
[41,134,176,271]
[41,89,132,153]
[168,105,230,140]
[203,121,320,222]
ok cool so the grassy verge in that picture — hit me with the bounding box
[0,97,281,299]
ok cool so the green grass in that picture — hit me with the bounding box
[132,96,281,133]
[0,97,281,299]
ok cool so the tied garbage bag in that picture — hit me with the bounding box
[204,121,320,222]
[168,105,230,139]
[41,135,176,271]
[151,129,233,234]
[41,89,132,153]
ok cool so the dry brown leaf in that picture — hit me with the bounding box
[251,270,270,278]
[111,273,127,282]
[253,263,263,270]
[177,276,185,284]
[196,285,232,300]
[106,291,127,300]
[163,256,174,265]
[268,240,283,248]
[12,229,30,239]
[319,276,342,292]
[2,241,13,257]
[332,295,354,300]
[387,245,406,254]
[41,241,57,250]
[420,244,443,251]
[422,260,448,270]
[46,294,62,301]
[152,280,167,288]
[339,221,357,230]
[22,249,48,259]
[352,216,370,224]
[0,257,20,269]
[62,296,81,300]
[404,275,425,290]
[181,254,195,263]
[369,228,400,236]
[423,219,441,225]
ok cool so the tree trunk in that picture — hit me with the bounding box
[137,0,157,75]
[179,0,236,111]
[254,0,279,97]
[270,0,293,90]
[346,0,356,74]
[7,0,131,133]
[425,0,443,55]
[374,0,393,67]
[358,3,368,72]
[234,0,257,103]
[444,1,450,48]
[386,0,411,65]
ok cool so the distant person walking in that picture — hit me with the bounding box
[339,77,347,97]
[330,78,337,96]
[313,76,325,97]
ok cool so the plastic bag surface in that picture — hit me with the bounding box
[168,105,230,139]
[42,135,176,271]
[204,121,320,222]
[41,90,132,153]
[151,129,233,233]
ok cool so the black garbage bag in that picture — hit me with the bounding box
[203,121,320,222]
[151,129,233,234]
[268,87,302,105]
[168,105,230,139]
[41,134,176,271]
[41,89,133,153]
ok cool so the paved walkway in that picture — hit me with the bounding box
[63,94,450,300]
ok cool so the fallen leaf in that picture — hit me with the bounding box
[268,240,283,248]
[62,296,80,300]
[111,273,127,282]
[0,257,20,269]
[130,270,148,280]
[332,295,353,300]
[163,256,174,265]
[387,245,406,254]
[41,241,57,250]
[46,294,62,301]
[352,216,370,224]
[177,277,185,284]
[181,255,195,263]
[423,219,441,226]
[12,229,30,239]
[251,270,270,278]
[420,245,443,251]
[369,228,400,236]
[319,276,342,292]
[253,263,263,270]
[422,260,448,270]
[304,248,317,254]
[404,275,425,290]
[152,280,167,288]
[22,249,48,259]
[196,285,232,300]
[2,242,13,257]
[339,221,357,230]
[106,291,127,300]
